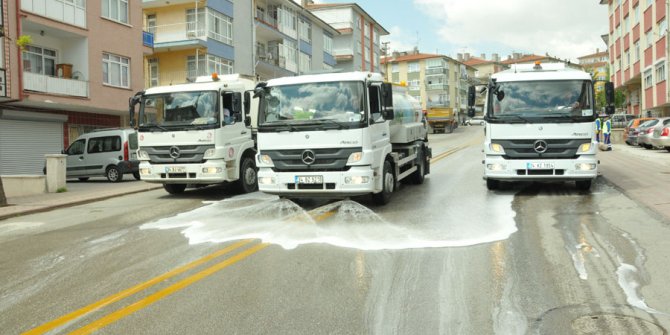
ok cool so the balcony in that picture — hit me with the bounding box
[427,100,451,108]
[426,83,449,91]
[149,22,206,51]
[256,8,277,29]
[145,69,211,88]
[23,72,89,98]
[425,67,447,75]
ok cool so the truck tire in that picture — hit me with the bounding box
[236,155,258,193]
[373,160,395,205]
[106,166,123,182]
[446,123,453,134]
[486,179,499,190]
[164,183,186,194]
[408,146,426,184]
[575,180,591,191]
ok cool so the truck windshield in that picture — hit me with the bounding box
[258,81,366,130]
[138,91,219,131]
[488,80,594,123]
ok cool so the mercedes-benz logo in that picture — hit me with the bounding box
[301,150,316,165]
[169,146,181,159]
[533,140,548,154]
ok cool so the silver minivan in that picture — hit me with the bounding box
[63,128,140,182]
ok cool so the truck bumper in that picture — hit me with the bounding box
[138,161,232,184]
[258,166,376,198]
[483,155,598,181]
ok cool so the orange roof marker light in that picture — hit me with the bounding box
[212,72,219,81]
[533,61,542,70]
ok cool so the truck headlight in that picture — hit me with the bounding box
[139,168,151,175]
[202,167,223,174]
[258,177,276,185]
[138,150,150,160]
[486,163,506,171]
[203,148,216,159]
[258,154,273,165]
[577,143,592,153]
[345,176,370,184]
[347,152,363,163]
[575,163,596,171]
[489,143,505,154]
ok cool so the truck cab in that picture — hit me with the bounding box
[470,62,611,191]
[254,72,430,205]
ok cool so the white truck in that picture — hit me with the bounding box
[129,73,258,195]
[467,62,614,191]
[252,72,431,205]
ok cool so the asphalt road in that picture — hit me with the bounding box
[1,125,669,335]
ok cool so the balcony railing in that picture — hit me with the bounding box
[427,100,451,108]
[143,31,154,48]
[425,67,447,75]
[148,22,206,45]
[426,83,449,91]
[23,72,88,97]
[256,9,277,28]
[145,70,210,88]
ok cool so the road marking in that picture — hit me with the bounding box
[22,239,254,335]
[68,243,270,335]
[430,137,482,164]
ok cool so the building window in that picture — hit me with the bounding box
[635,41,640,61]
[323,35,333,54]
[102,0,128,24]
[408,79,420,90]
[208,10,233,45]
[148,58,159,87]
[365,46,370,62]
[656,62,666,82]
[22,45,57,76]
[299,52,311,73]
[646,30,653,48]
[187,8,206,37]
[634,5,640,23]
[659,19,667,38]
[624,16,629,31]
[102,53,130,88]
[408,62,419,73]
[644,68,653,88]
[391,63,399,73]
[60,0,85,9]
[299,18,312,43]
[187,55,206,79]
[207,55,233,75]
[364,24,369,38]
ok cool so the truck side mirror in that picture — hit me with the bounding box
[244,91,251,116]
[605,82,615,106]
[383,109,394,120]
[467,86,476,107]
[244,115,252,127]
[381,83,393,108]
[467,107,475,118]
[128,91,143,128]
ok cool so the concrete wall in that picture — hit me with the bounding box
[1,176,46,197]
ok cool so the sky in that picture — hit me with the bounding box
[311,0,609,63]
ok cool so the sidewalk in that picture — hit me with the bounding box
[0,178,163,220]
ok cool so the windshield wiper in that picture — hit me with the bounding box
[262,121,296,132]
[140,124,169,131]
[491,114,531,123]
[540,114,582,122]
[316,119,350,130]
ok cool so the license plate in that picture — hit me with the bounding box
[527,162,554,169]
[165,166,186,173]
[295,175,323,184]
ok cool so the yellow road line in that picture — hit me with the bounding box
[310,209,337,222]
[68,243,270,335]
[23,239,254,335]
[430,137,483,164]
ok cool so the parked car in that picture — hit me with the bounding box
[650,118,670,151]
[611,113,637,128]
[61,128,140,182]
[637,118,663,149]
[466,116,485,126]
[624,117,655,145]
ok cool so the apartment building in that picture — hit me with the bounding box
[254,0,339,80]
[460,53,509,84]
[304,1,388,73]
[142,0,339,85]
[0,0,150,175]
[381,50,476,117]
[602,0,668,116]
[578,49,609,93]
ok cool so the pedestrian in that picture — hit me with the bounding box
[594,116,602,143]
[603,115,612,150]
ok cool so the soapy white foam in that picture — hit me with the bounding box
[616,263,663,314]
[0,222,45,236]
[141,193,518,250]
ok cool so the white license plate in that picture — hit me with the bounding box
[527,162,554,169]
[165,166,186,173]
[296,175,323,184]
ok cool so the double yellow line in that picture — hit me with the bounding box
[23,239,268,335]
[430,137,482,164]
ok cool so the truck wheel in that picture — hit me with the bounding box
[373,160,394,205]
[133,172,141,180]
[408,147,426,184]
[446,124,453,134]
[486,179,499,190]
[575,180,591,191]
[163,183,186,194]
[106,166,123,182]
[236,156,258,193]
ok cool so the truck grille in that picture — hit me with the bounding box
[262,147,362,172]
[143,145,214,164]
[498,139,590,159]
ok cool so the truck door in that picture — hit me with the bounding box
[368,84,390,166]
[220,91,249,157]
